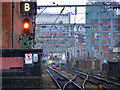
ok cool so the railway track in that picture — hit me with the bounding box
[46,66,83,90]
[65,68,120,90]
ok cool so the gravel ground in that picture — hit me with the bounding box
[41,69,57,89]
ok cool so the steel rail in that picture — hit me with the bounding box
[47,66,69,89]
[63,75,81,90]
[64,69,88,90]
[63,76,82,90]
[47,66,82,90]
[51,66,83,90]
[46,69,61,89]
[74,70,88,90]
[66,69,120,90]
[63,79,72,90]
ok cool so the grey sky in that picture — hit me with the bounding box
[37,0,86,23]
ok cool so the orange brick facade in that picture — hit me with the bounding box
[1,2,22,48]
[2,2,12,48]
[1,57,24,69]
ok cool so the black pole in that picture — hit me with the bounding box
[12,1,14,48]
[33,16,35,48]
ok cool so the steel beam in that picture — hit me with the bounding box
[37,4,120,8]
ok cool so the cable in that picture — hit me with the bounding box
[77,17,84,22]
[51,7,65,30]
[36,7,47,19]
[88,0,94,4]
[54,7,65,24]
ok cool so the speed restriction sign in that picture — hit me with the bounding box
[25,53,33,64]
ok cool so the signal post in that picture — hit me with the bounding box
[20,0,38,76]
[20,0,37,48]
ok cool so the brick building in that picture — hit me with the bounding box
[0,1,22,48]
[86,2,120,62]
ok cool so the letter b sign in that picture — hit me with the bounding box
[24,3,30,12]
[20,1,37,15]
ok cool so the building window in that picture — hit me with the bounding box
[102,39,110,44]
[101,26,110,31]
[106,39,111,44]
[59,21,63,24]
[115,19,120,25]
[93,25,98,31]
[95,33,99,39]
[92,39,95,44]
[102,19,109,25]
[100,14,103,17]
[113,32,118,39]
[113,40,116,44]
[91,19,98,24]
[60,27,62,30]
[95,39,99,44]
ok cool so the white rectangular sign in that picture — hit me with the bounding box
[25,53,33,64]
[113,47,120,52]
[33,54,38,62]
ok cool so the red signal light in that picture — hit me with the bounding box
[23,18,30,33]
[56,67,60,70]
[51,54,54,57]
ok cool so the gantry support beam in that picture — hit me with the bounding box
[37,4,120,8]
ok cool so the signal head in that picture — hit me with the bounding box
[23,18,30,33]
